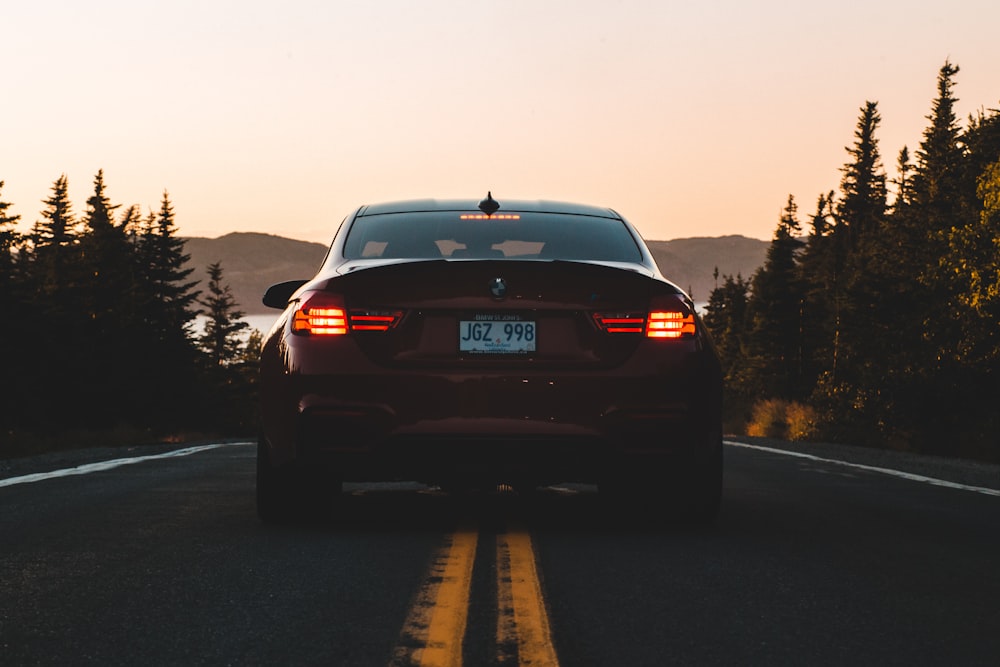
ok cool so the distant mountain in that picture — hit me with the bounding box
[183,232,770,314]
[183,233,328,315]
[645,235,770,303]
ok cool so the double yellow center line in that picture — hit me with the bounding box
[391,521,559,666]
[495,526,559,666]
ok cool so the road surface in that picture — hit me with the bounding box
[1,439,998,665]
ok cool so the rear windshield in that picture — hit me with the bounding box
[342,212,642,262]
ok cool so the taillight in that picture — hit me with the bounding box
[646,311,696,338]
[593,313,646,333]
[348,310,403,332]
[291,292,402,335]
[292,292,347,335]
[593,295,696,339]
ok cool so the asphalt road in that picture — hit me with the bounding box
[1,439,998,666]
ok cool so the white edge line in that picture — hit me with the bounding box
[725,440,1000,498]
[0,441,255,489]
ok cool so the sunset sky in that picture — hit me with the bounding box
[5,0,1000,245]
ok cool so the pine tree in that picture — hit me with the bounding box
[892,146,913,211]
[196,262,257,432]
[81,170,119,234]
[906,61,979,450]
[838,101,888,248]
[795,192,838,391]
[910,61,970,222]
[29,174,77,293]
[934,111,1000,452]
[199,262,249,367]
[78,170,131,324]
[945,160,1000,358]
[841,61,979,453]
[903,62,972,308]
[835,102,888,391]
[955,109,1000,335]
[744,195,806,399]
[0,181,20,282]
[956,108,1000,354]
[19,175,86,426]
[703,272,752,425]
[74,171,141,425]
[0,182,25,426]
[703,272,750,384]
[142,191,199,332]
[964,108,1000,197]
[136,191,201,427]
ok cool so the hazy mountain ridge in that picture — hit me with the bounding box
[183,233,770,314]
[183,233,329,315]
[645,236,770,303]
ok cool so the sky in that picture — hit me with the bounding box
[4,0,1000,245]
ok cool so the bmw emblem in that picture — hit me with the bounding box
[490,277,507,299]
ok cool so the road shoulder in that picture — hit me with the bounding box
[726,436,1000,493]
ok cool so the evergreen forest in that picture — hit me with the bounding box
[2,61,998,462]
[703,62,1000,462]
[0,171,259,455]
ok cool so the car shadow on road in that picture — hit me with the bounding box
[262,483,719,536]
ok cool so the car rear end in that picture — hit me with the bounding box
[258,199,722,520]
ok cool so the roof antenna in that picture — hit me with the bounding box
[478,191,500,216]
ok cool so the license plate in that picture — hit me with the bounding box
[459,317,536,354]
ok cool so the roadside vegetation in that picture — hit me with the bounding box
[0,173,259,457]
[3,60,997,463]
[704,61,1000,462]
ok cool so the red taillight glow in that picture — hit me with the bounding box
[593,313,645,333]
[292,293,348,335]
[459,214,521,220]
[293,307,347,335]
[593,297,696,339]
[646,311,696,338]
[349,311,403,332]
[291,292,403,335]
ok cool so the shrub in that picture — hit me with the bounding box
[747,399,790,439]
[746,399,819,441]
[785,402,819,441]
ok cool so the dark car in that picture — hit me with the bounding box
[257,194,723,523]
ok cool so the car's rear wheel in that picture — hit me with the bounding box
[675,429,723,526]
[599,429,723,527]
[257,437,343,523]
[257,437,294,523]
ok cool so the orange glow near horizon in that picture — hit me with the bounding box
[5,2,999,245]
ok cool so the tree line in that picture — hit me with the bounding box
[703,61,1000,462]
[0,171,258,451]
[4,61,996,461]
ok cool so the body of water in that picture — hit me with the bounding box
[244,313,281,334]
[193,313,281,338]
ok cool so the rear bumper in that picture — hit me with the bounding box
[296,411,704,483]
[259,319,722,485]
[260,369,720,485]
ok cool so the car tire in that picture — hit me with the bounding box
[257,437,344,523]
[598,429,723,527]
[256,437,294,523]
[676,429,723,526]
[298,471,343,520]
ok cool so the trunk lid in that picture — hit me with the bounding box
[315,259,685,368]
